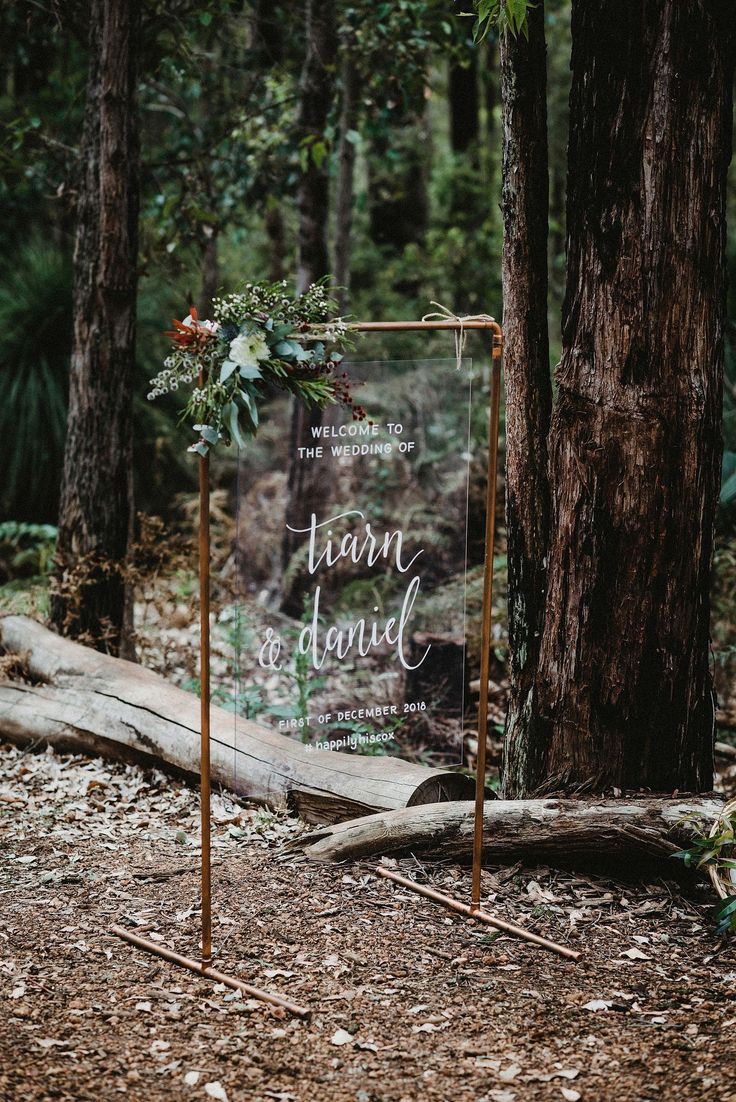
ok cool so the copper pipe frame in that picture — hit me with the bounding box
[113,317,516,1011]
[110,925,310,1017]
[360,324,579,963]
[473,336,502,906]
[349,319,502,911]
[376,868,580,961]
[199,447,212,966]
[112,373,309,1018]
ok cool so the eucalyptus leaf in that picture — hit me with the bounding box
[200,425,219,445]
[238,388,259,429]
[226,401,247,449]
[270,324,292,342]
[219,360,237,383]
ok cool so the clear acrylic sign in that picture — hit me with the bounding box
[230,358,474,768]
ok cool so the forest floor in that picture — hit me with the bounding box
[2,742,736,1102]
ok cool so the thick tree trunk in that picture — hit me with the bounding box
[334,50,359,313]
[507,1,735,796]
[0,616,473,824]
[297,795,723,864]
[500,4,552,793]
[283,0,337,587]
[51,0,140,656]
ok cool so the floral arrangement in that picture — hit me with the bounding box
[148,280,362,455]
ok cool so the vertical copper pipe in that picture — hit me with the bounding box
[199,444,212,966]
[472,336,503,908]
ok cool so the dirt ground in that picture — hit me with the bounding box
[2,742,736,1102]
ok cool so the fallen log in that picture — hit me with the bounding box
[297,796,723,863]
[0,615,473,824]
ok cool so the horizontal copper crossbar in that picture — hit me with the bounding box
[350,319,502,336]
[110,925,310,1018]
[376,868,580,961]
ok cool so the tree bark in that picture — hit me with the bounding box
[507,0,735,796]
[499,4,552,794]
[0,616,474,824]
[334,50,359,314]
[51,0,140,656]
[297,795,723,864]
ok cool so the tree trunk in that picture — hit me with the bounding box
[295,0,336,293]
[0,616,473,825]
[283,0,337,588]
[334,49,359,314]
[449,49,479,155]
[51,0,140,656]
[251,0,283,66]
[367,123,429,251]
[297,795,723,864]
[265,204,286,282]
[500,4,552,794]
[199,229,219,319]
[507,0,735,796]
[483,36,497,143]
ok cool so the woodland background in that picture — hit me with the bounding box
[3,6,736,1100]
[1,1,736,787]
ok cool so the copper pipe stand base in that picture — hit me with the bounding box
[110,925,310,1018]
[375,868,580,962]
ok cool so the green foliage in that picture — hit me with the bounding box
[673,809,736,936]
[0,238,71,522]
[150,280,356,455]
[0,6,85,254]
[0,521,57,582]
[468,0,531,42]
[715,895,736,937]
[721,343,736,505]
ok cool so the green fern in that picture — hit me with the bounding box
[0,238,71,521]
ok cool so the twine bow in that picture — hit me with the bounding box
[421,302,497,369]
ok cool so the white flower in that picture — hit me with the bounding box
[229,330,269,369]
